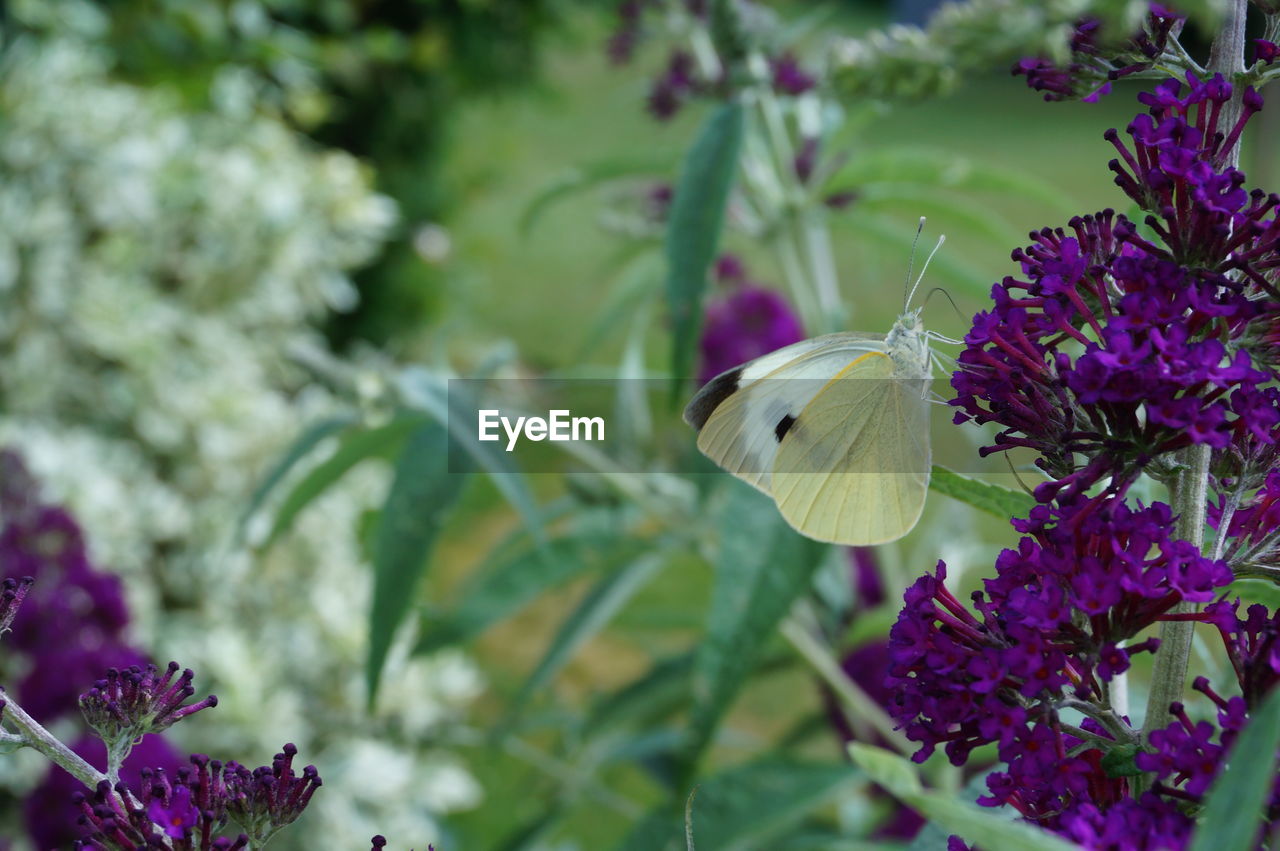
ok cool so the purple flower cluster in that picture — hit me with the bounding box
[0,452,327,847]
[1013,5,1186,102]
[771,53,816,96]
[889,497,1223,762]
[0,450,146,720]
[698,254,804,383]
[887,495,1237,842]
[80,662,219,746]
[648,50,703,121]
[0,449,173,843]
[72,745,321,850]
[894,72,1280,848]
[952,74,1280,503]
[25,735,186,850]
[605,0,817,120]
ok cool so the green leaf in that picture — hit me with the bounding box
[827,147,1075,217]
[847,743,922,799]
[618,759,857,851]
[584,654,695,737]
[512,551,668,705]
[682,481,828,781]
[1221,578,1280,611]
[908,771,995,850]
[1189,686,1280,851]
[841,184,1022,247]
[519,156,672,237]
[576,250,663,362]
[833,211,994,299]
[493,804,569,851]
[366,423,469,705]
[850,744,1080,851]
[414,527,644,654]
[396,367,546,546]
[262,415,424,550]
[665,101,744,399]
[1100,743,1142,778]
[930,465,1035,521]
[239,414,358,540]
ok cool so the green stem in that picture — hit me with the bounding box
[801,212,846,333]
[3,696,109,791]
[1140,0,1248,762]
[1142,446,1211,744]
[780,617,915,757]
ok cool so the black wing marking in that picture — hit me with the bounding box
[774,414,796,442]
[683,367,743,430]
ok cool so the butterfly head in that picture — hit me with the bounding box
[886,308,931,377]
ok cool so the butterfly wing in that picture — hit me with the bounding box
[684,333,886,494]
[770,351,931,546]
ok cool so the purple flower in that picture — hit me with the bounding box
[1057,793,1194,850]
[224,743,324,844]
[698,277,804,383]
[887,495,1224,771]
[644,182,673,223]
[771,53,815,96]
[793,137,819,184]
[148,784,199,838]
[1013,6,1185,103]
[647,50,700,121]
[1198,600,1280,707]
[0,450,146,721]
[952,77,1280,506]
[0,574,32,634]
[1106,75,1273,279]
[73,745,318,849]
[1256,39,1279,65]
[713,253,747,284]
[26,733,184,848]
[605,0,655,65]
[80,661,219,745]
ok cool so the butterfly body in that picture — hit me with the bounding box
[684,308,934,546]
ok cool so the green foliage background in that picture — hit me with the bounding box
[5,0,1277,848]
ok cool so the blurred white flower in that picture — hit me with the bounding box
[0,39,482,845]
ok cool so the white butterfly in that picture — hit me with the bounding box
[683,230,951,546]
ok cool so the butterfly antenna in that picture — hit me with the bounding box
[904,217,926,312]
[1003,452,1036,497]
[906,234,946,310]
[924,286,964,322]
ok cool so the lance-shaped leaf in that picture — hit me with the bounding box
[1189,686,1280,851]
[239,414,358,541]
[511,551,669,708]
[681,481,827,782]
[367,422,469,704]
[414,525,645,655]
[261,415,424,550]
[849,744,1080,851]
[929,465,1035,521]
[665,101,744,399]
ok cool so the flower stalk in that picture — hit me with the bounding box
[2,695,108,792]
[1141,0,1249,751]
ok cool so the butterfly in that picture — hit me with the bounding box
[683,227,951,546]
